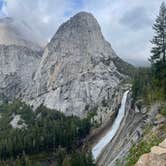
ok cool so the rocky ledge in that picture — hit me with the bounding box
[135,138,166,166]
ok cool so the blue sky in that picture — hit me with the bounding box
[0,0,165,66]
[0,0,3,9]
[0,0,4,16]
[72,0,85,10]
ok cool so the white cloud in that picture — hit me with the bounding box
[2,0,72,42]
[1,0,164,66]
[80,0,164,65]
[42,15,50,24]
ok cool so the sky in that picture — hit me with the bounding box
[0,0,164,66]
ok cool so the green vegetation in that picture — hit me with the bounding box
[150,1,166,96]
[160,105,166,117]
[132,2,166,103]
[150,2,166,63]
[113,56,136,78]
[125,131,161,166]
[132,67,165,104]
[0,100,95,166]
[127,2,166,166]
[125,121,166,166]
[0,151,95,166]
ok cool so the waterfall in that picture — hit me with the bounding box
[92,90,129,160]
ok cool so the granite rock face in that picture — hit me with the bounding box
[0,12,132,117]
[28,12,127,116]
[135,138,166,166]
[0,17,42,101]
[0,45,41,101]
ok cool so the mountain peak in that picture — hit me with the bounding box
[73,11,93,16]
[71,11,97,21]
[51,11,101,38]
[67,11,101,31]
[29,12,128,116]
[49,11,104,56]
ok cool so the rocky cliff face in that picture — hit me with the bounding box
[0,17,42,101]
[27,12,129,117]
[0,45,41,101]
[0,12,133,117]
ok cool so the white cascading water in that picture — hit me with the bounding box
[92,90,129,160]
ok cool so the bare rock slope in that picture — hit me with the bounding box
[28,12,133,116]
[0,12,134,117]
[0,45,41,101]
[0,17,42,101]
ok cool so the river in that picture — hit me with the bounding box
[92,90,129,160]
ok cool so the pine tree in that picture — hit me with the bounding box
[150,2,166,98]
[151,2,166,63]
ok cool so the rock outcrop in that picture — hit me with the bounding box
[27,12,131,117]
[0,45,41,101]
[0,17,42,102]
[135,139,166,166]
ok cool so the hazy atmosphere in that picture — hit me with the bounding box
[0,0,164,66]
[0,1,166,165]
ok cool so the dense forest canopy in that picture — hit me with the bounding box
[0,101,95,166]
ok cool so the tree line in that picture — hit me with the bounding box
[132,2,166,103]
[0,101,95,165]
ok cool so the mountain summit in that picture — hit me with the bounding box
[49,11,107,54]
[27,12,131,116]
[51,11,118,56]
